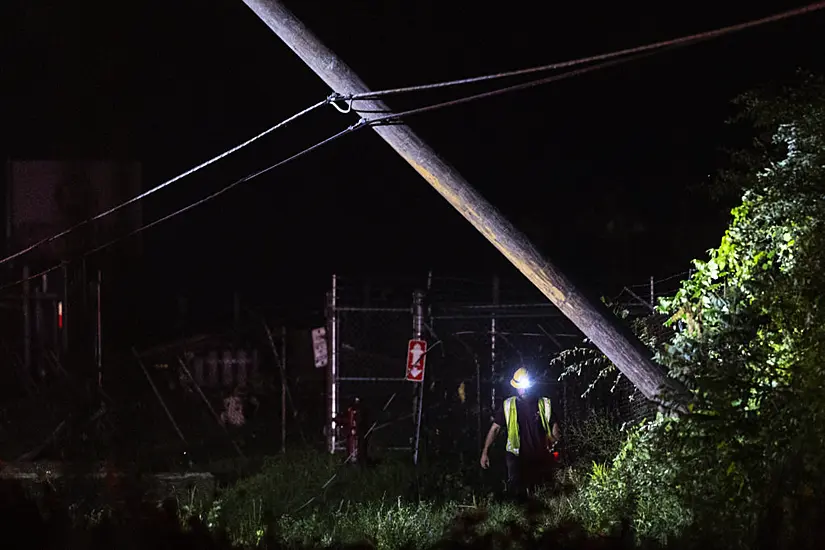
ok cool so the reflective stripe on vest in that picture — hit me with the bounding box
[504,396,553,456]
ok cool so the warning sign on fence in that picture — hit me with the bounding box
[405,339,427,382]
[312,327,328,368]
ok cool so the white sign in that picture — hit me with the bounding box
[311,327,328,368]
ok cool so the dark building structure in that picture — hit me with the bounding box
[2,159,143,394]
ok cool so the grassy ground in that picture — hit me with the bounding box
[196,448,589,549]
[0,445,615,549]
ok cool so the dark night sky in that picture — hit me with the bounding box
[3,1,824,332]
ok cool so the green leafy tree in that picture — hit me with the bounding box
[575,73,825,548]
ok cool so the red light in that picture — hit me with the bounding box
[57,302,63,329]
[552,451,560,461]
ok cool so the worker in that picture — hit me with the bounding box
[480,367,561,497]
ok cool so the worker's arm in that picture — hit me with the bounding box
[480,423,501,469]
[551,422,561,443]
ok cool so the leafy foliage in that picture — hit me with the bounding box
[563,410,624,468]
[553,347,615,399]
[573,422,692,544]
[575,73,825,548]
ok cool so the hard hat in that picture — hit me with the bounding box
[510,367,532,389]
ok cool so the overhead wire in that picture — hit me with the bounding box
[0,54,651,291]
[0,49,626,293]
[365,50,659,126]
[334,1,825,103]
[0,6,812,295]
[3,2,822,280]
[0,98,331,269]
[0,120,368,294]
[5,3,822,269]
[0,49,798,293]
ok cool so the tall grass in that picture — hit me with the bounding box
[206,448,584,548]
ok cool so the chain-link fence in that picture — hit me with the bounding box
[426,299,575,457]
[326,276,419,454]
[329,271,698,463]
[334,307,418,452]
[324,273,670,464]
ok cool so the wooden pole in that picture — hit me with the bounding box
[239,0,685,406]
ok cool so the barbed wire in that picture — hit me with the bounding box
[627,271,691,289]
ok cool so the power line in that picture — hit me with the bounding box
[334,1,825,103]
[2,59,639,291]
[0,37,744,294]
[0,121,367,294]
[0,98,331,269]
[7,3,819,271]
[365,50,658,126]
[0,55,640,293]
[5,2,820,284]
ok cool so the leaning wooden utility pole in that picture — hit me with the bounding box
[240,0,685,405]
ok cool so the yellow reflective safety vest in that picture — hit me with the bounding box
[503,396,553,456]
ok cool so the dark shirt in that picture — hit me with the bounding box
[494,395,558,460]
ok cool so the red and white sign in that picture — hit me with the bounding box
[405,339,427,382]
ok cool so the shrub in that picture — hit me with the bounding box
[571,419,692,544]
[563,73,825,549]
[564,410,624,468]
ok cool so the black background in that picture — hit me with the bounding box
[3,0,824,335]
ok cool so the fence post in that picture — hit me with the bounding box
[23,265,31,374]
[326,274,339,454]
[562,378,569,444]
[61,263,69,355]
[490,275,500,412]
[412,289,425,465]
[35,276,44,375]
[97,269,102,388]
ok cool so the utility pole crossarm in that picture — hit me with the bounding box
[240,0,685,405]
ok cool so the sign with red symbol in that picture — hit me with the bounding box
[405,339,427,382]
